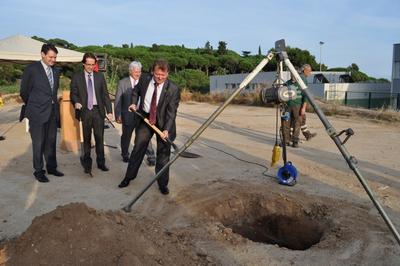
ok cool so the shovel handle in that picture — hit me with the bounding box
[135,111,169,142]
[79,121,84,143]
[142,117,165,138]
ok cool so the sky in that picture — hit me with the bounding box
[1,0,399,79]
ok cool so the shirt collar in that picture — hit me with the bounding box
[130,76,138,86]
[84,70,93,77]
[40,60,51,71]
[151,78,164,89]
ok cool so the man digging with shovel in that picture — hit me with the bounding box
[118,59,180,195]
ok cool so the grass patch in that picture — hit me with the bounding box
[0,84,19,94]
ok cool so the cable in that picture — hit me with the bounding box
[0,120,20,140]
[199,140,275,178]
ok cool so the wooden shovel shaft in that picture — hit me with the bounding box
[142,117,165,139]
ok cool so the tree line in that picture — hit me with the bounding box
[0,36,389,94]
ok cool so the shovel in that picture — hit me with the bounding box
[134,111,201,158]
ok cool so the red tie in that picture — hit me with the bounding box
[149,82,158,125]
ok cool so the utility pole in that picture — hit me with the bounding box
[319,41,324,72]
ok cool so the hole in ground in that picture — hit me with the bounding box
[227,214,324,250]
[204,193,329,251]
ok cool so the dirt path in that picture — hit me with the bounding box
[0,102,399,265]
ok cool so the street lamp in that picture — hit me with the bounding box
[319,41,324,72]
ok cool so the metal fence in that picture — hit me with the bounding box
[325,90,400,110]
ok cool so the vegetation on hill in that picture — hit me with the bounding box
[0,37,389,95]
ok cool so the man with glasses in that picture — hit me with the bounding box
[70,53,113,174]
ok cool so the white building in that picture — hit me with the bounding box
[210,71,392,109]
[209,71,346,93]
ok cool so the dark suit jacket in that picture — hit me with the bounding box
[20,61,60,124]
[70,70,112,118]
[132,75,180,141]
[114,76,137,126]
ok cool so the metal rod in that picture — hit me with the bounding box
[0,120,20,141]
[283,53,400,246]
[122,52,275,212]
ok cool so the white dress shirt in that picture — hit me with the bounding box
[129,76,139,88]
[143,78,164,113]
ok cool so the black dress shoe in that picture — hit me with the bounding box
[84,166,92,173]
[35,174,49,183]
[147,160,156,166]
[118,178,131,188]
[159,186,169,195]
[122,157,129,163]
[98,165,109,171]
[47,169,64,176]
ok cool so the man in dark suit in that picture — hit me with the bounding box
[118,59,180,195]
[70,53,112,174]
[20,43,64,182]
[114,61,156,164]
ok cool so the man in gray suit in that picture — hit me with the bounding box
[20,43,64,182]
[114,61,155,164]
[70,53,113,174]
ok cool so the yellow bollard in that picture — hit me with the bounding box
[59,90,80,153]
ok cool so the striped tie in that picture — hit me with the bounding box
[46,67,54,90]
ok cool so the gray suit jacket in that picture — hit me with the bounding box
[20,61,60,124]
[114,77,137,126]
[70,70,112,119]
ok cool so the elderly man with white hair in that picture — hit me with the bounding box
[114,61,155,164]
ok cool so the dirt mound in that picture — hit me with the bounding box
[0,203,209,266]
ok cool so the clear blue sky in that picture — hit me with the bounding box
[1,0,399,79]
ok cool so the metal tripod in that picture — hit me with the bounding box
[122,39,400,247]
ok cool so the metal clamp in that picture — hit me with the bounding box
[336,128,354,145]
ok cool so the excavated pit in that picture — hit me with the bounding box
[226,213,324,250]
[202,193,329,250]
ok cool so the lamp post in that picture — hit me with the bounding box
[319,41,324,72]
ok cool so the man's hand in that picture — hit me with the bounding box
[116,116,122,124]
[75,103,82,110]
[128,104,136,112]
[106,113,113,121]
[161,130,169,140]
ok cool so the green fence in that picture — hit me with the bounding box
[326,91,399,109]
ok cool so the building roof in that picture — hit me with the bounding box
[0,34,84,63]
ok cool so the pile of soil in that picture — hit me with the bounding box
[0,203,210,266]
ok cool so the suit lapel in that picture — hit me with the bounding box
[80,71,88,104]
[157,80,169,113]
[52,67,58,98]
[93,72,101,104]
[140,76,152,110]
[37,61,52,92]
[126,77,132,91]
